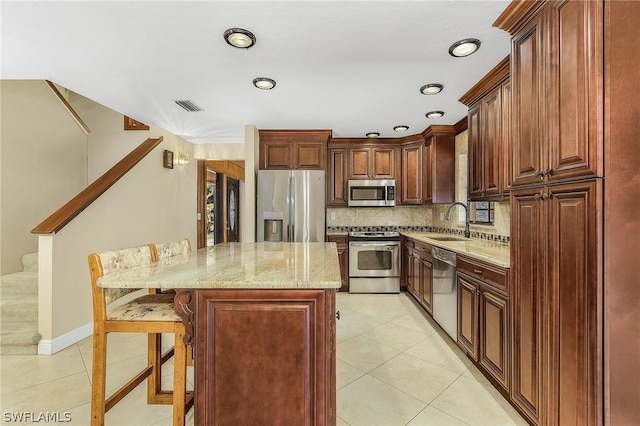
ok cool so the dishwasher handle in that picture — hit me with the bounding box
[432,246,457,267]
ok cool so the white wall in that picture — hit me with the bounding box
[0,80,88,274]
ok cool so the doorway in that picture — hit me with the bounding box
[198,160,245,248]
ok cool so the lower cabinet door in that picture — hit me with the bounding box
[194,289,335,425]
[457,272,479,361]
[479,288,510,391]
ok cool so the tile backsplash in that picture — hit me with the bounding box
[327,201,510,242]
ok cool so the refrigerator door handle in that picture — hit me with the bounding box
[288,175,295,242]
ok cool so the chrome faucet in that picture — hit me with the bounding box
[445,202,471,239]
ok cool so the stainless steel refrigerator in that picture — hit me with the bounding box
[257,170,325,242]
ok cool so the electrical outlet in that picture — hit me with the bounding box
[330,212,336,220]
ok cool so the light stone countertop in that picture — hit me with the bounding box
[401,232,510,268]
[97,242,342,290]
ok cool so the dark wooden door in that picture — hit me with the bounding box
[457,272,479,361]
[511,12,545,187]
[546,0,603,183]
[480,287,510,391]
[226,177,239,242]
[401,143,424,204]
[482,86,502,197]
[467,104,483,199]
[294,142,325,170]
[327,148,347,206]
[194,289,334,426]
[546,180,601,426]
[510,187,545,425]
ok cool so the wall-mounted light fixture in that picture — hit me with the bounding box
[176,152,190,166]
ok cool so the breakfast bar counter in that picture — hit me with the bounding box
[98,242,341,425]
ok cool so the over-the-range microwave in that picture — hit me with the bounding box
[347,179,396,207]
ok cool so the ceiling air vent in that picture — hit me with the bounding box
[174,100,204,112]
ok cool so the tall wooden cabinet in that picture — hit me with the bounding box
[495,1,604,425]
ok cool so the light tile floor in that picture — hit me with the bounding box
[0,292,527,425]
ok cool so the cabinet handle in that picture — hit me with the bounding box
[542,193,550,200]
[336,311,341,320]
[534,194,541,201]
[473,269,483,274]
[542,168,550,176]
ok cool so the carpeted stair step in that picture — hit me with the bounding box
[0,321,40,355]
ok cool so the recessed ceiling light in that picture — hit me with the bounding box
[224,28,256,49]
[420,84,444,95]
[394,125,409,132]
[366,132,380,138]
[426,111,445,119]
[448,38,481,57]
[253,77,276,90]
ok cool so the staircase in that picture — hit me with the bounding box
[0,253,40,354]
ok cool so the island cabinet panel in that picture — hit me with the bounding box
[258,129,331,170]
[193,289,335,426]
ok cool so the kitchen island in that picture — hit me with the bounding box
[98,242,341,426]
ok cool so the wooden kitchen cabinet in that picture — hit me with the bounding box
[409,239,432,315]
[421,125,456,204]
[259,129,331,170]
[506,0,602,188]
[400,136,426,205]
[192,288,335,425]
[402,237,414,293]
[327,235,349,292]
[460,57,510,201]
[327,148,347,206]
[495,1,604,424]
[510,180,602,426]
[347,146,396,180]
[457,256,510,393]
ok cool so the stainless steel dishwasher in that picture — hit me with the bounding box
[431,246,458,341]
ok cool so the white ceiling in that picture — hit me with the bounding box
[1,1,511,144]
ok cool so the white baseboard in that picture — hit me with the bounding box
[38,322,93,355]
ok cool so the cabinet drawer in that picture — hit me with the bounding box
[412,240,432,259]
[457,256,508,295]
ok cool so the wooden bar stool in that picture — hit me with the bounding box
[88,244,192,426]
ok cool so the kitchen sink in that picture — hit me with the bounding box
[429,236,468,242]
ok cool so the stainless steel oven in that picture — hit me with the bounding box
[348,231,400,293]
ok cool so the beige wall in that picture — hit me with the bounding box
[0,80,88,274]
[37,91,197,343]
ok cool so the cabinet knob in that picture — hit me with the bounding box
[534,194,541,201]
[542,193,550,200]
[542,168,550,176]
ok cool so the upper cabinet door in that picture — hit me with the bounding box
[401,143,425,205]
[511,13,545,187]
[467,104,484,199]
[482,87,503,197]
[546,0,603,183]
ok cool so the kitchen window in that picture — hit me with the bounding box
[470,201,494,225]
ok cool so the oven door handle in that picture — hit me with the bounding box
[349,242,399,247]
